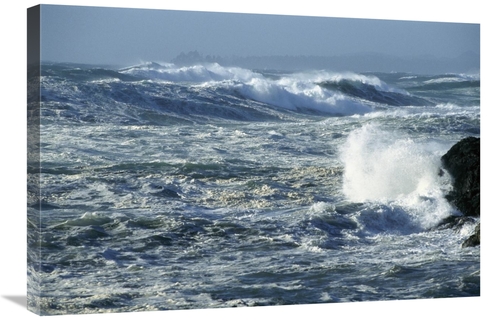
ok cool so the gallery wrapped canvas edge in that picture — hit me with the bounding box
[27,4,42,315]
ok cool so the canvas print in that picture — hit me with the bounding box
[27,4,480,316]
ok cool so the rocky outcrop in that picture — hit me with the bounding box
[462,223,480,248]
[440,137,480,247]
[441,137,480,217]
[433,215,476,231]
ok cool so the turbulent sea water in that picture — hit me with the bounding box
[28,62,480,315]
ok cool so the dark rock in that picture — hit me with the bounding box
[433,215,480,248]
[441,137,480,217]
[462,223,480,248]
[440,137,480,247]
[432,215,476,231]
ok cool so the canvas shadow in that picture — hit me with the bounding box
[2,295,27,309]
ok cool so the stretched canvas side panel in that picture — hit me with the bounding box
[27,5,42,315]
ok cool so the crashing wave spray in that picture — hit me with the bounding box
[340,123,455,228]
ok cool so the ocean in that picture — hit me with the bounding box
[27,61,480,315]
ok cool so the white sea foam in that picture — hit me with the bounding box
[233,74,373,115]
[121,63,379,116]
[121,62,260,83]
[424,73,479,84]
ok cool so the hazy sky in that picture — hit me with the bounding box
[40,4,480,67]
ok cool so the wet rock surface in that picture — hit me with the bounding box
[440,137,480,247]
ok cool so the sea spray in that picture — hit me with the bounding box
[340,123,455,229]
